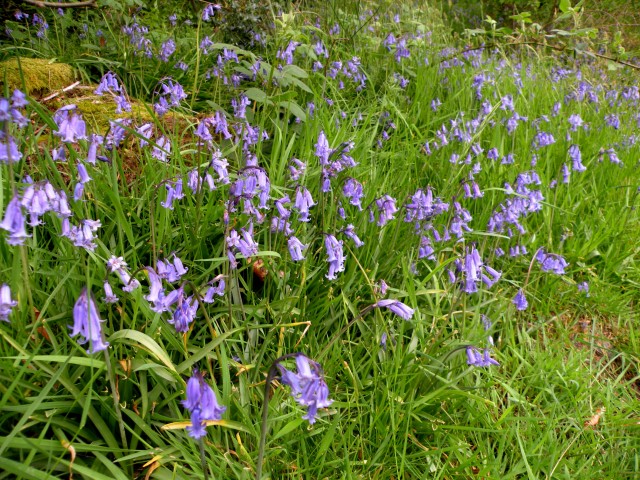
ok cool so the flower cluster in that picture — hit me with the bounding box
[277,354,333,424]
[450,246,501,294]
[182,369,226,439]
[372,298,414,320]
[70,288,109,354]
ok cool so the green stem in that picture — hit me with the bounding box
[199,438,210,480]
[104,348,128,452]
[256,353,300,480]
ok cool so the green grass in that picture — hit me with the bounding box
[0,1,639,478]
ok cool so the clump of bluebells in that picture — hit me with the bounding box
[3,5,638,475]
[183,369,226,439]
[277,354,333,424]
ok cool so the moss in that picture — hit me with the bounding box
[65,96,155,132]
[60,94,194,134]
[0,57,75,96]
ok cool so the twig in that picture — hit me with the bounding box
[42,81,81,102]
[439,40,640,71]
[20,0,96,8]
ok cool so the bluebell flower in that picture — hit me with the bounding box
[114,94,131,114]
[606,148,622,165]
[77,162,92,184]
[170,295,198,333]
[158,38,176,62]
[324,234,345,280]
[202,4,221,21]
[95,72,122,95]
[376,280,389,296]
[562,164,570,184]
[183,369,226,439]
[454,246,501,294]
[0,284,18,322]
[144,267,166,307]
[342,178,364,209]
[535,249,568,275]
[287,236,307,261]
[513,289,528,311]
[73,182,85,202]
[373,299,414,320]
[232,94,251,119]
[373,195,397,227]
[277,354,333,424]
[106,256,141,292]
[86,134,104,164]
[271,217,293,235]
[274,195,291,219]
[605,114,620,129]
[102,281,118,304]
[577,282,590,296]
[106,119,130,149]
[568,114,584,131]
[419,236,436,260]
[315,131,331,165]
[161,179,183,210]
[569,144,586,172]
[0,195,30,246]
[532,131,555,149]
[289,158,306,181]
[156,253,188,283]
[211,111,232,139]
[152,136,171,162]
[226,224,259,267]
[70,288,109,354]
[466,346,499,367]
[203,276,225,303]
[343,224,364,248]
[174,61,189,72]
[62,219,101,251]
[276,41,300,65]
[0,137,22,164]
[294,187,315,222]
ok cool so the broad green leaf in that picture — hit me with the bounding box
[109,330,177,375]
[4,355,106,369]
[244,87,270,104]
[277,101,307,121]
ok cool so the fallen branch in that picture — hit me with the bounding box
[439,40,640,71]
[20,0,97,8]
[42,81,81,102]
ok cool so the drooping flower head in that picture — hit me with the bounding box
[535,249,568,275]
[373,299,414,320]
[513,289,528,311]
[466,346,499,367]
[70,287,109,353]
[0,284,18,322]
[182,369,226,439]
[287,236,307,261]
[324,234,345,280]
[277,354,333,424]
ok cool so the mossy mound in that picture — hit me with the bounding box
[64,95,155,132]
[0,57,75,96]
[60,94,194,134]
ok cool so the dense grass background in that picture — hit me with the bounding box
[0,1,639,478]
